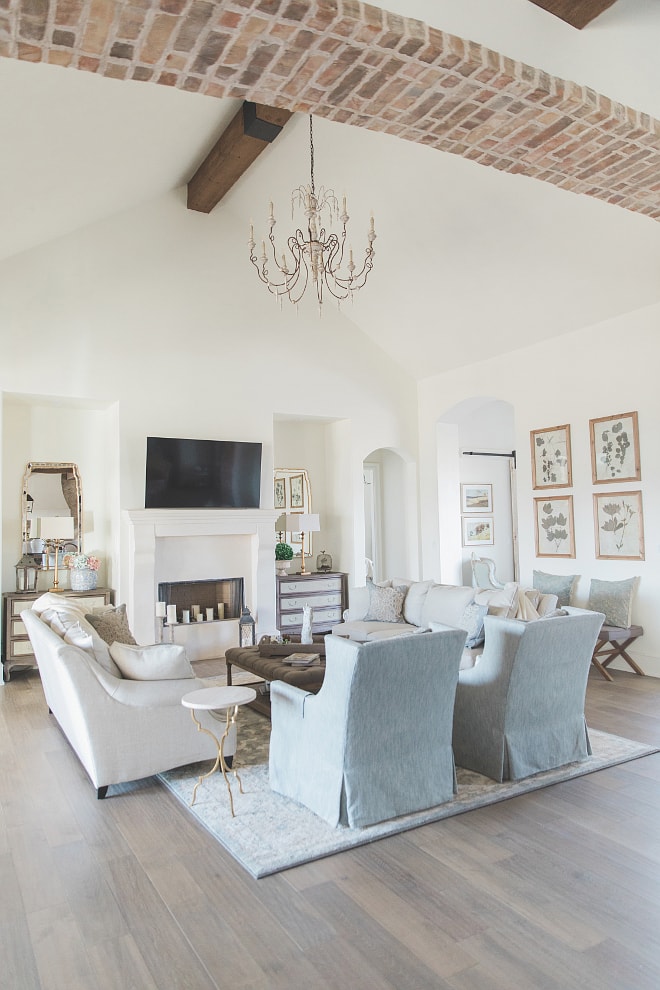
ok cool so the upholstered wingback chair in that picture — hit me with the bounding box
[452,607,605,782]
[269,628,466,828]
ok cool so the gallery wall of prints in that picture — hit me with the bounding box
[530,412,643,562]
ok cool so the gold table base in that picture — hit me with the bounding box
[188,705,245,817]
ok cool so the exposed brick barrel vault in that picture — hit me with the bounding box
[1,0,659,220]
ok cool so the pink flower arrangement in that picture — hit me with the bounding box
[62,553,101,571]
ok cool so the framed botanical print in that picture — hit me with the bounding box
[530,424,572,489]
[274,477,286,509]
[462,516,494,547]
[461,484,493,513]
[593,490,645,560]
[534,496,575,558]
[589,411,640,484]
[289,474,304,509]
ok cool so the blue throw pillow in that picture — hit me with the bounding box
[533,570,578,607]
[460,602,488,648]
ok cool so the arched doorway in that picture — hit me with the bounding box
[363,447,417,582]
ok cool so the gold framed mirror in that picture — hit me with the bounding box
[22,462,83,557]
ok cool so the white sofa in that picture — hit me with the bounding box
[332,579,559,668]
[22,594,235,798]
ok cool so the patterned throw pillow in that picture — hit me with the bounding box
[363,579,407,623]
[533,570,578,607]
[85,603,138,646]
[459,602,488,648]
[587,577,639,628]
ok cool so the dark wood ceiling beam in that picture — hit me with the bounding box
[528,0,619,29]
[187,102,292,214]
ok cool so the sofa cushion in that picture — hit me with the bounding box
[400,580,433,626]
[363,579,406,623]
[587,577,639,628]
[63,621,123,678]
[473,582,519,618]
[420,584,475,628]
[533,570,578,607]
[365,625,430,641]
[109,642,194,681]
[86,604,137,646]
[332,620,415,642]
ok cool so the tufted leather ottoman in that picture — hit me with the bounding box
[224,645,325,717]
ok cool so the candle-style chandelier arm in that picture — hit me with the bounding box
[248,114,376,309]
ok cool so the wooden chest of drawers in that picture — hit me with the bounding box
[2,587,115,682]
[276,572,348,637]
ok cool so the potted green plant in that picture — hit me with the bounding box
[275,542,293,576]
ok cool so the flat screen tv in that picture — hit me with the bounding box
[145,437,262,509]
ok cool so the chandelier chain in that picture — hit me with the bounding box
[309,115,315,196]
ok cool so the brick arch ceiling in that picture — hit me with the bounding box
[2,0,659,222]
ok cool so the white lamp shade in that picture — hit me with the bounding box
[39,516,74,540]
[291,513,320,533]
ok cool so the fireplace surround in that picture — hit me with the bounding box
[124,509,279,652]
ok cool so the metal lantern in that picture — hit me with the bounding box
[239,606,256,648]
[15,554,39,593]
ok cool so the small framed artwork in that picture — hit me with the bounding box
[289,474,304,509]
[461,484,493,513]
[274,477,286,509]
[593,490,645,560]
[462,517,494,547]
[530,424,572,489]
[589,411,640,484]
[534,496,575,558]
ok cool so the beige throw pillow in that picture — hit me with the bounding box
[85,604,137,646]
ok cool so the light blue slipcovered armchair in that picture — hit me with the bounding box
[269,629,466,828]
[452,607,605,782]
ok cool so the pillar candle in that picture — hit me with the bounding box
[182,610,190,624]
[166,605,177,624]
[191,605,200,618]
[206,607,214,622]
[217,603,225,619]
[156,602,166,618]
[196,612,204,622]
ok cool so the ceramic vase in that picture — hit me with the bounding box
[70,568,97,592]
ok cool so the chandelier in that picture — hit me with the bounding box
[248,115,376,308]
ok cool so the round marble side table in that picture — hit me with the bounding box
[181,685,257,817]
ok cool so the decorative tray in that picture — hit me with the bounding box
[259,640,326,658]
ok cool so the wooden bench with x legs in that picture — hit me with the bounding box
[591,624,645,682]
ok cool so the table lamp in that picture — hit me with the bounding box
[39,516,74,592]
[286,513,320,575]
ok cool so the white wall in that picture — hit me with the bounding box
[0,188,419,634]
[419,305,660,677]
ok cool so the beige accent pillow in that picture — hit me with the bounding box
[474,582,519,618]
[85,604,137,646]
[108,642,194,681]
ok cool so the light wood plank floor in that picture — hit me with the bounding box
[1,666,660,990]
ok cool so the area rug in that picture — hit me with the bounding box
[158,712,657,879]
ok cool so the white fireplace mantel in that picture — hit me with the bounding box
[124,509,280,646]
